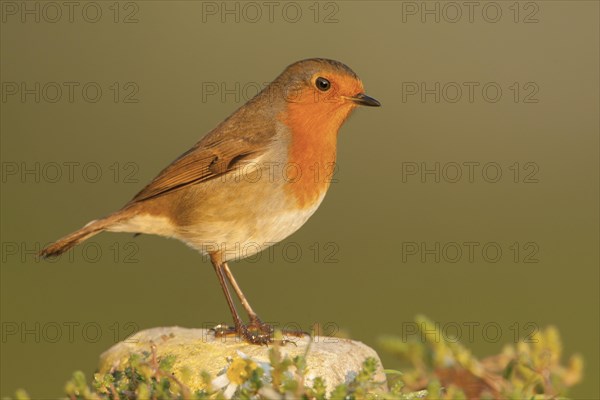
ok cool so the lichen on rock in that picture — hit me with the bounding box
[96,326,387,398]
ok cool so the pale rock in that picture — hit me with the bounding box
[98,327,387,395]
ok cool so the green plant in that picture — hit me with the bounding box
[379,316,583,400]
[12,316,583,400]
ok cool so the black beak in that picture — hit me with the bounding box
[349,93,381,107]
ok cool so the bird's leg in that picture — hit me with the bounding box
[222,262,264,325]
[222,262,307,342]
[210,254,272,344]
[221,261,274,342]
[209,254,245,338]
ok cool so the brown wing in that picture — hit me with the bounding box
[128,137,265,203]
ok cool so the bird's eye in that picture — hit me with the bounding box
[315,77,331,91]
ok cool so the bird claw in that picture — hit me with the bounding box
[211,321,308,345]
[211,324,238,337]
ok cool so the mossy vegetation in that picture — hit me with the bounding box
[12,316,582,400]
[379,315,583,400]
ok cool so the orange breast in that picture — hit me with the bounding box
[281,95,353,209]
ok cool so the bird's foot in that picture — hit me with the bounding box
[211,324,238,337]
[211,321,273,345]
[241,322,274,345]
[211,318,308,345]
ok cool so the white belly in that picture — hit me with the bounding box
[177,193,325,262]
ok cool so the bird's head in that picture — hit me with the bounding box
[267,58,380,135]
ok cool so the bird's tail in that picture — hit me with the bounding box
[40,211,130,258]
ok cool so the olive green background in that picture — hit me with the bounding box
[1,1,598,398]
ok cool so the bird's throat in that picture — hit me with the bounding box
[281,102,351,209]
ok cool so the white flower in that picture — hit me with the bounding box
[236,350,273,378]
[211,373,238,399]
[211,352,266,399]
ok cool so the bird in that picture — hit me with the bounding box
[40,58,380,344]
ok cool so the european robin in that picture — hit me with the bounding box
[40,58,380,344]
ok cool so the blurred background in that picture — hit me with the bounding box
[1,1,598,398]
